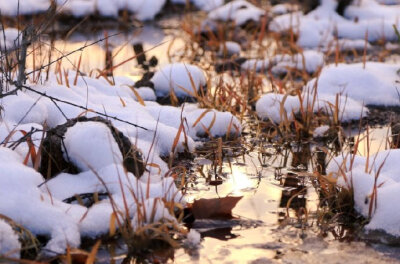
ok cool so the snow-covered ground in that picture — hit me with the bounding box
[0,0,226,20]
[270,0,400,48]
[242,50,324,74]
[327,149,400,237]
[3,0,400,259]
[0,59,241,256]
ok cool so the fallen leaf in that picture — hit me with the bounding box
[191,196,243,219]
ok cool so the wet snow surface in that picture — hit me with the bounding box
[2,0,400,262]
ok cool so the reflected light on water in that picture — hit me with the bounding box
[227,166,255,195]
[355,126,391,157]
[26,34,185,79]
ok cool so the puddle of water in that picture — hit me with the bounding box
[26,25,186,80]
[344,126,392,156]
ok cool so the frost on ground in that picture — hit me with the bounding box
[327,149,400,237]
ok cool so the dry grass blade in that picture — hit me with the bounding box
[85,240,101,264]
[192,109,212,128]
[176,84,196,98]
[19,130,37,166]
[183,63,199,97]
[73,52,83,86]
[119,96,127,107]
[147,163,162,175]
[171,122,184,154]
[109,212,117,237]
[130,86,145,106]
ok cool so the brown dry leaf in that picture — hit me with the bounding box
[191,196,242,219]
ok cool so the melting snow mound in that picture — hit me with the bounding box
[328,149,400,237]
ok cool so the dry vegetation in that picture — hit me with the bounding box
[1,1,399,263]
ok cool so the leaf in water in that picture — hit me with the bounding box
[191,196,242,219]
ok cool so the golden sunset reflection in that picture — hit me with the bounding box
[353,126,391,157]
[26,33,185,79]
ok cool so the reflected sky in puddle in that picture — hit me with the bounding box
[352,126,392,156]
[177,148,322,263]
[26,25,185,80]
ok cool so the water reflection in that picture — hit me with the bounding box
[27,25,185,79]
[343,126,392,157]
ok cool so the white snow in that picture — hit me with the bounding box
[0,28,21,51]
[152,63,207,98]
[272,50,324,74]
[241,50,324,74]
[255,61,399,126]
[0,0,50,17]
[171,0,224,11]
[208,0,265,26]
[323,39,372,52]
[327,149,400,236]
[145,103,242,139]
[305,62,400,106]
[63,122,123,172]
[256,91,368,124]
[218,41,241,57]
[241,58,272,72]
[0,63,242,254]
[255,93,301,124]
[0,147,81,256]
[313,125,330,138]
[0,92,48,125]
[134,87,157,102]
[0,0,167,21]
[184,229,201,247]
[271,4,299,15]
[0,219,21,259]
[270,0,400,48]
